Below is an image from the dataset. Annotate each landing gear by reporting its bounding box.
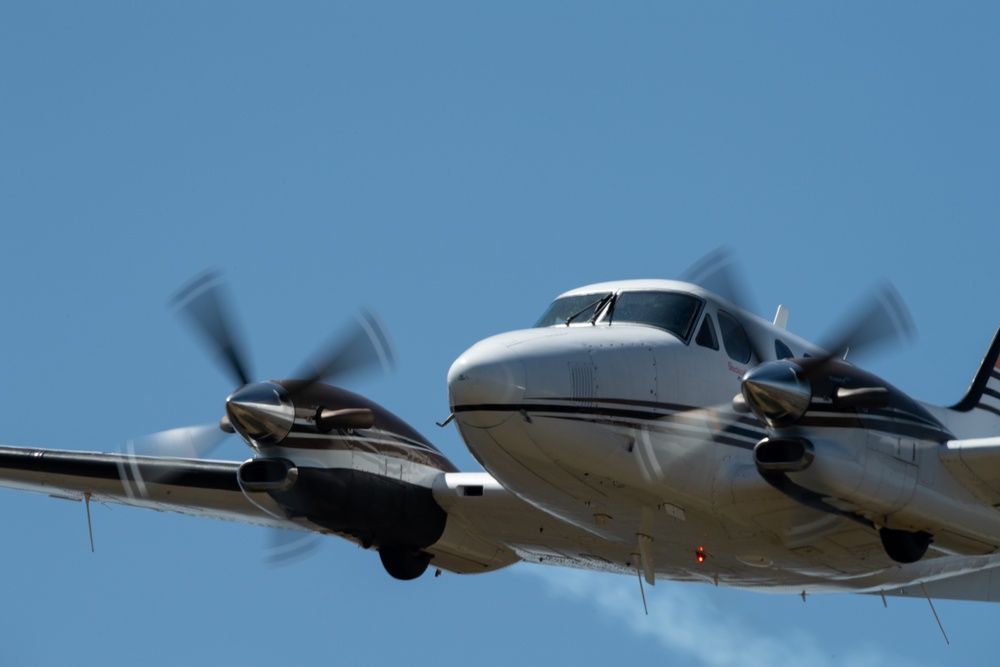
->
[879,527,932,563]
[379,546,432,580]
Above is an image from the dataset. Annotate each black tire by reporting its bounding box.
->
[879,527,932,563]
[379,547,432,580]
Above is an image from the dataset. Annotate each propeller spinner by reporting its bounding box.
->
[225,381,296,448]
[740,360,812,428]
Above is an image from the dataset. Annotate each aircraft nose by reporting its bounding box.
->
[448,339,526,428]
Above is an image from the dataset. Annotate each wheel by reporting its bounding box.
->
[379,546,432,580]
[879,527,932,563]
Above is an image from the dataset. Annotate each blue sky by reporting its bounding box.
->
[1,3,998,665]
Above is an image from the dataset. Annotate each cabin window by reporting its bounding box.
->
[775,339,793,360]
[696,314,719,350]
[718,311,751,363]
[608,291,702,341]
[534,293,613,327]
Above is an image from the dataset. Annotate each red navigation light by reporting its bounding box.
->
[695,547,707,563]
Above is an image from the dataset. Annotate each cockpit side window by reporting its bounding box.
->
[696,314,720,350]
[775,339,794,360]
[608,291,702,341]
[718,310,751,363]
[534,293,613,327]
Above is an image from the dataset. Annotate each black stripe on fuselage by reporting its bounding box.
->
[454,399,953,444]
[454,397,707,421]
[539,411,763,450]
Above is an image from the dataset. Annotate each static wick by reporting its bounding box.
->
[84,492,95,553]
[920,582,950,645]
[634,558,649,616]
[435,414,455,428]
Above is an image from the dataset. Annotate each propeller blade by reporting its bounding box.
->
[682,248,768,365]
[172,270,253,387]
[681,247,758,315]
[812,281,916,371]
[127,423,230,459]
[264,529,322,567]
[118,424,230,495]
[649,402,758,463]
[289,308,396,396]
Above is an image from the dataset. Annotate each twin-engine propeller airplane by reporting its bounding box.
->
[4,253,1000,602]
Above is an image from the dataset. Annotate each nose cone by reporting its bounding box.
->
[226,382,296,448]
[448,339,526,428]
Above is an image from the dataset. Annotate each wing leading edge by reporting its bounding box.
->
[0,445,297,531]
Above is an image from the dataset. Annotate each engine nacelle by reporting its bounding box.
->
[784,436,917,519]
[770,436,1000,559]
[251,464,447,579]
[225,380,460,579]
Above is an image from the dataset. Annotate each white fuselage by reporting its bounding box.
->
[446,280,1000,593]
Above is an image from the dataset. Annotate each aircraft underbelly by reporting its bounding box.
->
[464,408,793,583]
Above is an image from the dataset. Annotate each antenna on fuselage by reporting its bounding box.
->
[773,305,789,329]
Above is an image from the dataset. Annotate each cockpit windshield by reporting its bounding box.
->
[608,291,702,340]
[534,289,702,340]
[534,293,613,327]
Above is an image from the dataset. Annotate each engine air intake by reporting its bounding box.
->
[238,458,299,492]
[753,437,814,472]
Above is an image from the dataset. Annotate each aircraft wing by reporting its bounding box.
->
[0,445,643,577]
[0,445,298,531]
[883,565,1000,603]
[940,437,1000,506]
[0,445,610,575]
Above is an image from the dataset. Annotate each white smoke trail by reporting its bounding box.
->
[520,566,930,667]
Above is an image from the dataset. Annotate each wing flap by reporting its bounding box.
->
[882,567,1000,603]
